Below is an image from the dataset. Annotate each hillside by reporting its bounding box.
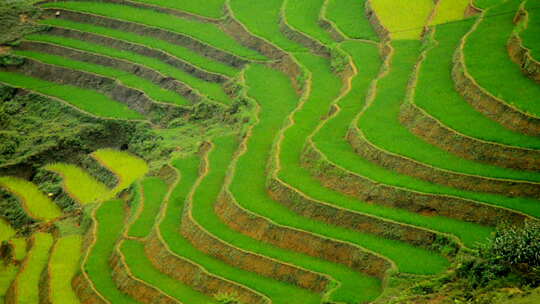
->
[1,0,539,303]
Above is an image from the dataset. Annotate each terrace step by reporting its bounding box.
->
[154,156,321,304]
[352,41,540,199]
[454,0,540,136]
[508,2,540,83]
[18,41,203,104]
[1,58,183,124]
[43,235,82,304]
[400,20,540,171]
[0,177,62,221]
[39,4,257,66]
[5,233,53,304]
[126,0,225,19]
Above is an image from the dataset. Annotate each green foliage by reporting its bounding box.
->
[0,0,45,44]
[329,45,349,73]
[214,292,241,304]
[458,221,540,289]
[0,55,24,67]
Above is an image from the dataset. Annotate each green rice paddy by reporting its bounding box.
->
[326,0,378,40]
[41,1,266,60]
[91,149,149,194]
[0,177,62,220]
[0,220,15,242]
[49,235,82,304]
[128,177,168,238]
[0,71,144,120]
[14,233,53,304]
[13,50,189,106]
[44,163,111,204]
[86,200,137,303]
[521,0,540,60]
[132,0,225,19]
[464,0,540,117]
[370,0,434,40]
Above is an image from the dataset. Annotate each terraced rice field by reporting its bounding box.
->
[1,0,539,303]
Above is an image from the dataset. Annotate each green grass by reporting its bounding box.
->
[44,163,111,205]
[15,232,53,304]
[10,238,27,261]
[0,219,15,242]
[0,176,62,220]
[370,0,434,39]
[36,18,239,78]
[229,0,307,52]
[359,40,540,183]
[464,0,540,117]
[13,50,189,106]
[311,40,493,247]
[86,200,137,303]
[522,0,540,60]
[128,177,168,238]
[120,240,218,303]
[326,0,378,40]
[28,30,233,105]
[130,0,225,19]
[41,1,265,60]
[161,155,322,304]
[91,149,149,194]
[431,0,469,25]
[49,235,82,304]
[415,19,540,150]
[0,71,144,120]
[284,0,335,44]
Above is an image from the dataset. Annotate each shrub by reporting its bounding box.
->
[457,221,540,288]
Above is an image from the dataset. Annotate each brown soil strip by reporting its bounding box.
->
[507,4,540,83]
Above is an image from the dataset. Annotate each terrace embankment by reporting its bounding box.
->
[3,57,188,123]
[452,11,540,136]
[507,4,540,83]
[17,41,203,103]
[109,242,180,304]
[347,125,540,198]
[266,175,458,252]
[400,102,540,171]
[41,26,229,83]
[216,190,392,280]
[301,142,529,226]
[144,233,269,304]
[279,5,330,57]
[41,8,250,68]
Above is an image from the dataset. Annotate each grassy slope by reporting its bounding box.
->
[370,0,434,39]
[15,233,53,303]
[161,155,322,304]
[130,0,225,19]
[0,71,144,120]
[465,0,540,117]
[0,177,61,220]
[522,0,540,60]
[415,19,540,149]
[128,177,168,238]
[359,40,540,183]
[27,31,233,105]
[44,163,111,205]
[121,240,218,303]
[317,40,492,247]
[326,0,378,40]
[41,1,265,60]
[49,235,82,304]
[91,149,149,194]
[13,50,189,106]
[86,200,137,303]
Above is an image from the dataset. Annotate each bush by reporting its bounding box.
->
[457,221,540,288]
